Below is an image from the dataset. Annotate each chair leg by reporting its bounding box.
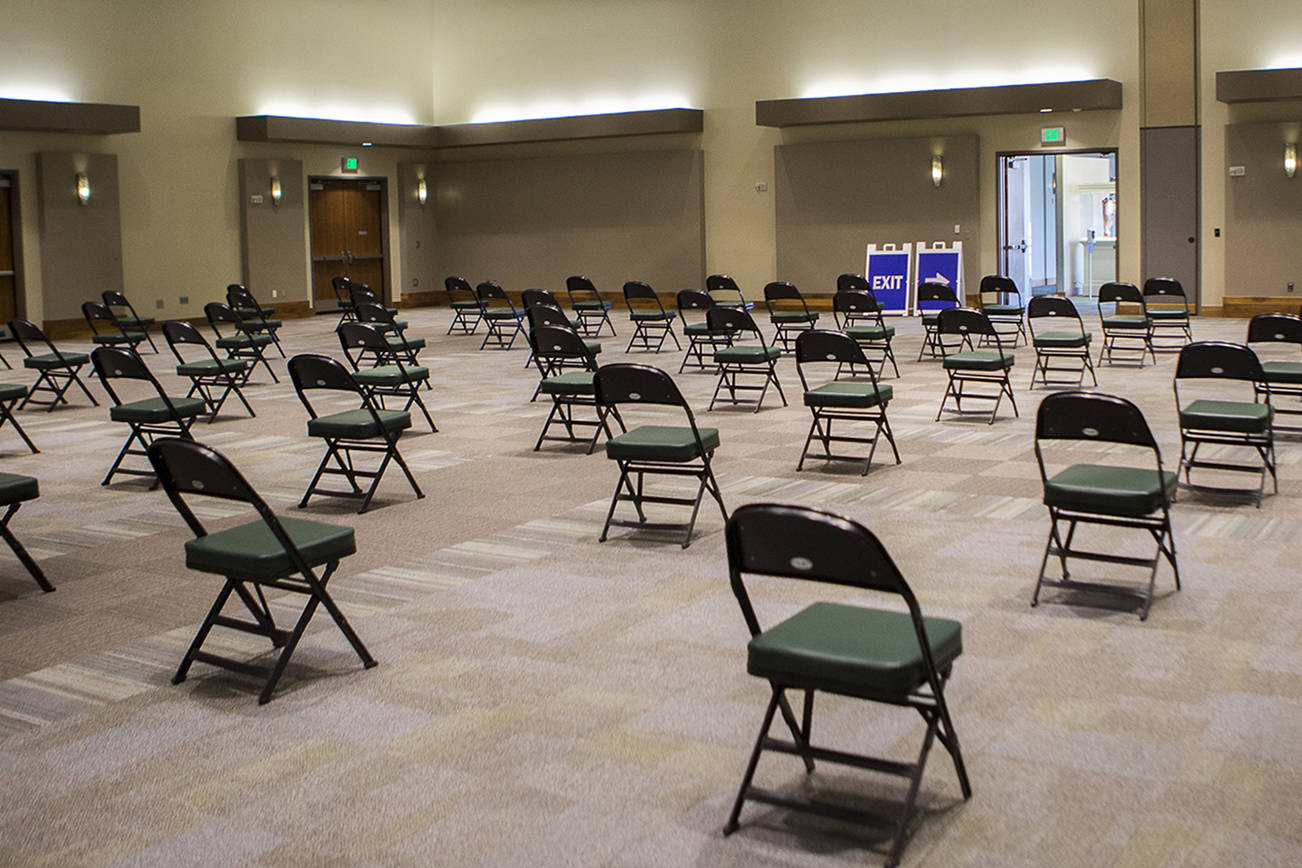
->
[174,579,238,684]
[0,504,53,592]
[724,690,782,835]
[0,403,38,453]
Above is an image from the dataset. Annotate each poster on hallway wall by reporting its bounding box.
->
[914,241,964,314]
[863,243,913,315]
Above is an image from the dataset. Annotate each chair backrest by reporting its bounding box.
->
[677,289,715,312]
[161,319,210,350]
[836,273,870,294]
[706,274,739,294]
[937,307,997,337]
[1035,390,1158,449]
[338,320,392,356]
[530,324,597,373]
[521,288,560,309]
[226,284,254,305]
[1174,340,1263,383]
[795,328,872,368]
[204,301,239,327]
[1027,295,1083,324]
[623,281,665,314]
[355,301,399,327]
[979,275,1021,307]
[833,289,882,316]
[101,290,130,309]
[444,276,477,303]
[593,363,688,408]
[706,306,764,341]
[1098,281,1143,307]
[92,345,176,412]
[917,282,959,308]
[331,276,352,292]
[1247,312,1302,347]
[763,281,803,304]
[82,301,116,333]
[7,318,56,356]
[477,281,511,305]
[288,353,359,397]
[349,284,381,307]
[525,303,574,332]
[1143,277,1188,306]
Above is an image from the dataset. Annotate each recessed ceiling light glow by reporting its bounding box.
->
[0,83,75,103]
[257,100,418,125]
[799,66,1095,99]
[468,92,691,125]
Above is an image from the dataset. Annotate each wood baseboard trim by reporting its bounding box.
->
[1218,297,1298,317]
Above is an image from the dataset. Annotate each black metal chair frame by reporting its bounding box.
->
[1143,277,1193,352]
[0,385,37,453]
[1032,391,1180,620]
[9,319,100,412]
[707,307,787,413]
[146,437,376,704]
[331,275,356,328]
[935,308,1018,424]
[623,281,681,353]
[162,320,255,422]
[205,302,279,383]
[0,491,53,592]
[833,280,900,378]
[763,281,818,355]
[705,274,754,311]
[795,329,900,475]
[227,284,286,358]
[594,364,727,548]
[676,289,727,373]
[566,275,616,337]
[476,281,527,351]
[916,282,960,360]
[92,346,198,486]
[525,305,598,398]
[338,322,437,433]
[1247,313,1302,432]
[355,301,426,369]
[82,301,148,353]
[289,353,424,513]
[977,274,1027,347]
[101,290,159,353]
[723,503,970,867]
[1027,295,1097,389]
[444,276,484,335]
[529,325,623,453]
[1097,281,1155,367]
[1174,341,1277,506]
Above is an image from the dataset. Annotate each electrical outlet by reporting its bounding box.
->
[178,296,188,305]
[155,299,163,309]
[271,289,278,298]
[755,182,768,193]
[1289,283,1295,293]
[954,224,961,235]
[411,278,419,287]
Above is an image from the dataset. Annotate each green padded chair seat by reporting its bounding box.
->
[351,365,430,386]
[572,300,613,311]
[771,311,818,323]
[233,306,275,317]
[185,515,356,580]
[1146,307,1188,319]
[714,345,780,363]
[0,472,39,504]
[0,383,28,402]
[176,358,247,377]
[539,370,596,396]
[1102,315,1149,329]
[216,334,274,349]
[308,408,411,439]
[921,311,944,325]
[804,382,893,408]
[943,351,1015,370]
[113,316,155,327]
[237,318,283,330]
[1033,331,1091,348]
[845,324,895,339]
[1044,463,1177,517]
[748,602,961,698]
[682,322,719,336]
[483,308,522,320]
[110,396,207,424]
[450,300,482,309]
[387,335,427,351]
[630,311,676,321]
[92,331,147,345]
[983,304,1023,315]
[584,340,601,355]
[1180,399,1271,434]
[1261,360,1302,384]
[24,352,89,370]
[606,424,719,462]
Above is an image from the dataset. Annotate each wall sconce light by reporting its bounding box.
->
[269,175,282,206]
[1286,143,1297,179]
[76,172,90,205]
[417,177,428,206]
[931,155,944,188]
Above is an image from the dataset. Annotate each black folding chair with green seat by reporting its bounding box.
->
[226,284,286,358]
[82,301,148,352]
[1027,295,1096,389]
[444,275,483,335]
[338,321,437,433]
[1247,313,1302,432]
[476,281,527,350]
[675,289,727,373]
[565,274,616,337]
[706,306,786,413]
[623,281,681,353]
[978,274,1027,346]
[706,274,754,311]
[935,308,1018,424]
[795,330,900,475]
[355,301,427,366]
[92,346,206,486]
[349,284,403,332]
[1097,281,1155,366]
[101,290,159,353]
[525,304,601,392]
[833,277,899,378]
[1174,341,1276,506]
[529,325,622,453]
[1032,391,1180,620]
[162,320,254,422]
[594,363,726,548]
[0,473,53,592]
[331,275,356,327]
[722,503,970,868]
[146,437,375,705]
[763,281,818,354]
[521,288,570,316]
[1143,276,1193,351]
[289,353,423,513]
[0,383,38,453]
[204,302,279,383]
[915,282,960,360]
[8,318,99,411]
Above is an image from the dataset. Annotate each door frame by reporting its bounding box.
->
[0,170,26,336]
[995,147,1119,296]
[306,174,393,307]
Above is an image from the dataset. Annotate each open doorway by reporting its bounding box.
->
[998,150,1117,300]
[308,177,389,309]
[0,172,23,336]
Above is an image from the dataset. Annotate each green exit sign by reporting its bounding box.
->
[1041,127,1065,145]
[341,156,359,172]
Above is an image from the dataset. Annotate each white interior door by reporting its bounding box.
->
[1000,157,1032,293]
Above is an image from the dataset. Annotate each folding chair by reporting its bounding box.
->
[288,353,424,513]
[1032,390,1180,620]
[1097,281,1155,366]
[707,306,786,413]
[935,308,1018,424]
[348,284,402,329]
[1174,341,1276,506]
[623,281,681,353]
[331,275,356,327]
[529,324,622,453]
[0,474,53,592]
[676,289,726,373]
[356,301,427,366]
[522,288,567,313]
[226,284,286,358]
[8,319,99,411]
[795,329,900,475]
[833,278,899,378]
[594,364,726,548]
[162,320,254,422]
[763,281,819,354]
[723,503,969,868]
[0,384,38,453]
[1027,295,1096,389]
[338,322,437,433]
[204,302,279,383]
[916,282,959,360]
[1247,313,1302,432]
[91,346,206,486]
[524,304,601,388]
[101,290,159,353]
[978,274,1027,347]
[146,437,375,704]
[1143,277,1193,351]
[706,274,754,311]
[444,276,484,335]
[565,274,616,337]
[476,281,527,350]
[82,301,148,352]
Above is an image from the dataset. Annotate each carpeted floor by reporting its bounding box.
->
[0,307,1299,866]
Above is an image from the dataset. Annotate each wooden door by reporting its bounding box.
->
[309,179,387,305]
[0,178,16,325]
